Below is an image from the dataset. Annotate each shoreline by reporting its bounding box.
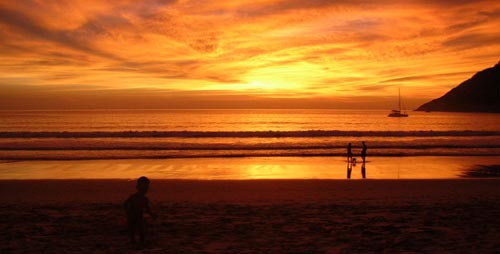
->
[1,156,499,180]
[1,152,500,160]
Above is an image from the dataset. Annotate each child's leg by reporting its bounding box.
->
[127,218,137,243]
[129,229,136,243]
[138,219,145,243]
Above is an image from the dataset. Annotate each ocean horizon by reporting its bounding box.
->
[0,109,499,179]
[1,109,499,160]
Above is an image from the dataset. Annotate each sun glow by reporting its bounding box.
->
[0,0,499,109]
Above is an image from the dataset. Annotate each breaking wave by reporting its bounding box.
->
[1,130,500,138]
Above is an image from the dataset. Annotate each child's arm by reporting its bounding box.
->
[123,196,131,211]
[145,198,158,219]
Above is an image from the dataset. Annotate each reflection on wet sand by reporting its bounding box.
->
[1,156,500,180]
[347,157,367,179]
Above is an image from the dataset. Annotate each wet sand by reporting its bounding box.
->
[1,179,499,253]
[2,156,500,180]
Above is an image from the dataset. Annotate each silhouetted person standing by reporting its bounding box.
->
[347,143,353,163]
[124,176,157,246]
[347,161,352,179]
[361,141,367,164]
[361,141,367,178]
[347,143,353,179]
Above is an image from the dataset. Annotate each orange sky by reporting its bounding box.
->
[0,0,499,109]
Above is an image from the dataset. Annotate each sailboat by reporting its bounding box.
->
[388,88,409,117]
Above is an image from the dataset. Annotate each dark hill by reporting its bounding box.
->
[416,62,500,113]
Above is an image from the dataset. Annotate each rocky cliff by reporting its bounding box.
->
[416,62,500,113]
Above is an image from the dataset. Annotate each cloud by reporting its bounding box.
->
[380,72,473,83]
[443,33,500,50]
[0,83,428,110]
[0,0,499,109]
[0,6,122,61]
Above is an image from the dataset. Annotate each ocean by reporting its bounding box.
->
[0,109,499,160]
[0,109,499,179]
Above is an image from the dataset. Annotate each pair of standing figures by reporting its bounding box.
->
[347,141,367,179]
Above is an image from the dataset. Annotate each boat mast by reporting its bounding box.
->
[398,87,401,112]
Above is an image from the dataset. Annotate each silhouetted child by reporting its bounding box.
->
[124,176,157,245]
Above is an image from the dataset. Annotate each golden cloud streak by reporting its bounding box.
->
[0,0,499,108]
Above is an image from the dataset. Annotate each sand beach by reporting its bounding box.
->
[1,178,499,253]
[2,0,500,252]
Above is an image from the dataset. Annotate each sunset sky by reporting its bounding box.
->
[0,0,499,109]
